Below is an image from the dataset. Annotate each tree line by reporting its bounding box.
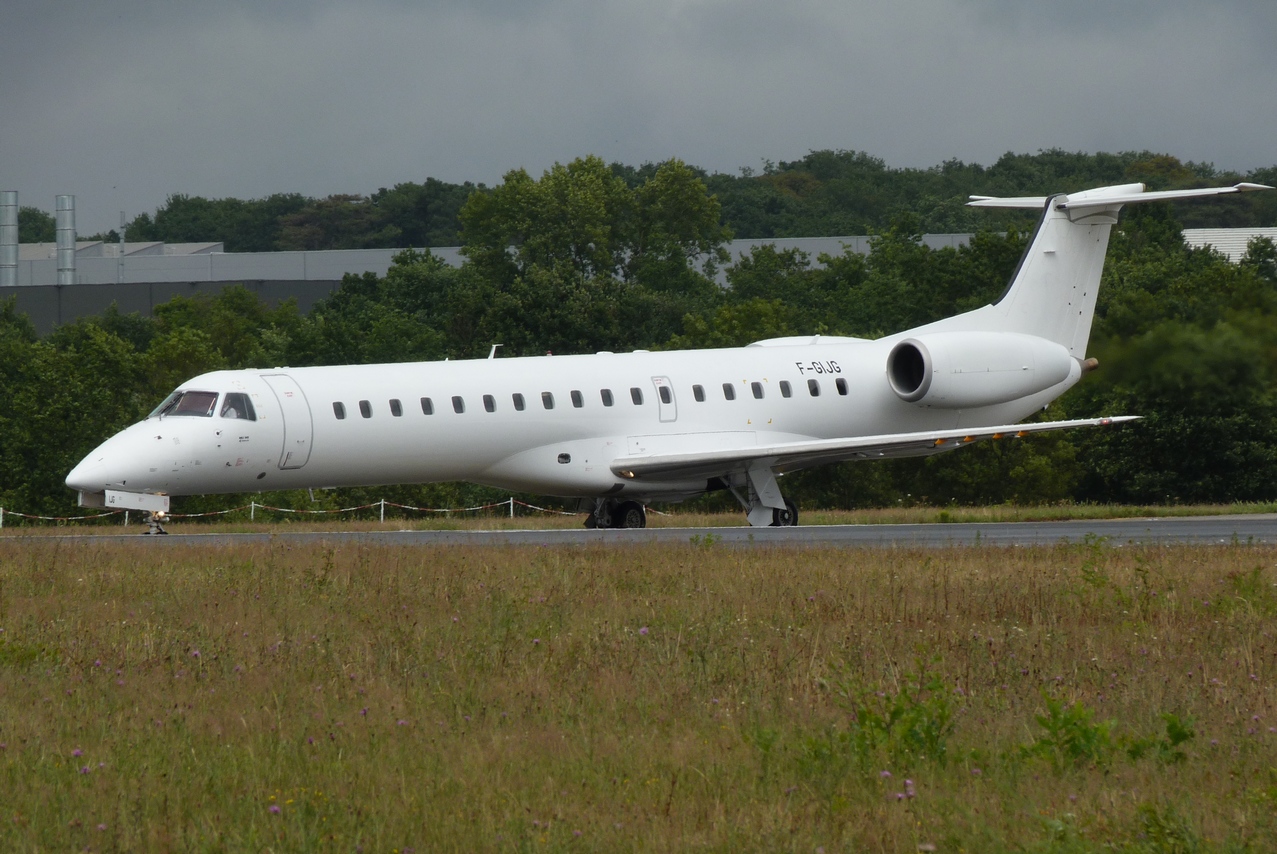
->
[17,149,1277,250]
[2,152,1276,519]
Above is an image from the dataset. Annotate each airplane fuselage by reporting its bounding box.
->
[67,336,1069,504]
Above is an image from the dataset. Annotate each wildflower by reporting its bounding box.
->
[533,638,541,645]
[361,708,368,716]
[97,824,107,831]
[971,768,982,776]
[639,626,649,636]
[397,720,408,726]
[191,650,200,659]
[880,770,892,779]
[269,805,281,814]
[72,749,83,758]
[573,830,582,837]
[80,766,90,774]
[93,660,101,668]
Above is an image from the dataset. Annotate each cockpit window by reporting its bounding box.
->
[150,390,219,418]
[220,392,256,421]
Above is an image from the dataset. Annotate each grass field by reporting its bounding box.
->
[2,538,1276,851]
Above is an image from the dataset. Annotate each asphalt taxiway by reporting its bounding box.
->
[15,514,1277,548]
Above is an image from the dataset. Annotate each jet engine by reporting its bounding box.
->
[886,331,1077,408]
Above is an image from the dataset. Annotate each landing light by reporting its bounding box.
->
[618,470,636,479]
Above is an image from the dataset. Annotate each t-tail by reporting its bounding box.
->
[915,182,1273,357]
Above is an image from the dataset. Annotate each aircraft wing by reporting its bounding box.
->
[610,416,1139,482]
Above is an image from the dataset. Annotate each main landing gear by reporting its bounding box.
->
[144,510,169,535]
[584,498,648,529]
[728,462,799,527]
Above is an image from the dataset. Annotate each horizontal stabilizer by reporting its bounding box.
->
[969,182,1272,210]
[611,416,1139,482]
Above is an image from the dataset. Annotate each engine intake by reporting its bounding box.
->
[886,332,1078,408]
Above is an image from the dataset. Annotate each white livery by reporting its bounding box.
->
[66,182,1271,529]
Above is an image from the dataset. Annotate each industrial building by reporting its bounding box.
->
[2,191,1271,334]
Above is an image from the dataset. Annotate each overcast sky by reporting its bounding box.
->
[3,0,1275,234]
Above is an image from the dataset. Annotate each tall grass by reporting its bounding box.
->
[1,539,1276,850]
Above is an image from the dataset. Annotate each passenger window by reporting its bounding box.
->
[780,381,792,398]
[390,398,403,417]
[483,394,496,413]
[452,396,465,414]
[692,384,705,402]
[808,379,821,397]
[333,402,346,420]
[571,390,584,408]
[220,392,256,421]
[658,386,672,405]
[601,389,614,407]
[513,393,526,411]
[722,383,736,401]
[836,378,848,396]
[751,381,764,399]
[359,400,372,418]
[542,392,555,410]
[421,397,434,415]
[630,387,643,405]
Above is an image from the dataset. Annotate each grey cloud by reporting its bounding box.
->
[2,0,1275,233]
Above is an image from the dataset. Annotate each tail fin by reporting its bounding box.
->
[927,182,1271,357]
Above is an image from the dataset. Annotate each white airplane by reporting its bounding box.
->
[67,182,1270,532]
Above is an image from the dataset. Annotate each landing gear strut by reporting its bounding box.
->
[729,463,799,527]
[584,498,647,529]
[144,510,169,535]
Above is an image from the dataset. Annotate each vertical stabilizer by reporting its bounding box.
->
[924,182,1273,358]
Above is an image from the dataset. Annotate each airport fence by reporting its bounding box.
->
[0,497,580,528]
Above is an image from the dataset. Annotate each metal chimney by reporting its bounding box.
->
[0,191,17,287]
[56,194,76,285]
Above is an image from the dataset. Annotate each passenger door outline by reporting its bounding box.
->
[651,376,677,423]
[261,373,314,469]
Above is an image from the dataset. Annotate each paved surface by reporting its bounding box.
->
[15,514,1277,548]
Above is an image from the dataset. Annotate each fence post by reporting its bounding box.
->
[380,498,385,523]
[124,510,129,527]
[1,507,4,529]
[509,497,514,518]
[250,501,255,522]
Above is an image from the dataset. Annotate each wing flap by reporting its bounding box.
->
[610,416,1139,482]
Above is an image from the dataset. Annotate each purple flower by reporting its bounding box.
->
[397,719,408,726]
[97,823,107,831]
[971,768,982,776]
[533,638,541,645]
[80,766,91,774]
[269,804,281,814]
[191,650,200,659]
[879,770,892,778]
[93,660,101,667]
[72,749,83,757]
[639,626,649,636]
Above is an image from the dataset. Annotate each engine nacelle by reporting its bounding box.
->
[886,332,1078,408]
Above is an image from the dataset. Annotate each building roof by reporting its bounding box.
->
[1182,228,1277,262]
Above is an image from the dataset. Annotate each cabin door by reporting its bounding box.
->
[261,373,314,470]
[651,376,677,423]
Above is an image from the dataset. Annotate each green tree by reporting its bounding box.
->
[17,206,55,242]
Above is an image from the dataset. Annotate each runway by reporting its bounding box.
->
[18,514,1277,548]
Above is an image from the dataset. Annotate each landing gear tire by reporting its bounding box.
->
[615,500,647,529]
[771,499,798,527]
[586,498,646,529]
[144,511,169,535]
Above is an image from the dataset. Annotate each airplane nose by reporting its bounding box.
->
[65,455,106,493]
